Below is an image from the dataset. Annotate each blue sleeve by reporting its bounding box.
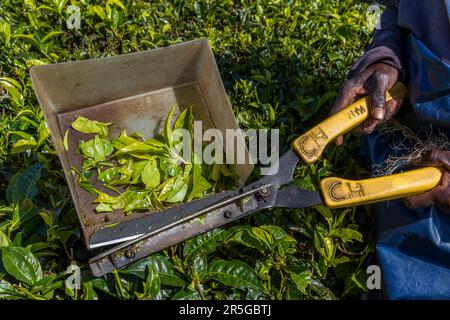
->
[348,5,407,79]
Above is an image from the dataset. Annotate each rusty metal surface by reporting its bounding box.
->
[30,39,253,248]
[89,184,270,277]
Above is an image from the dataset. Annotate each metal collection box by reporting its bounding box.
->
[30,39,253,249]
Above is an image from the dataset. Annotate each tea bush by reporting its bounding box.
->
[0,0,375,299]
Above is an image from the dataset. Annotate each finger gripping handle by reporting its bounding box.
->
[319,167,443,208]
[291,82,407,164]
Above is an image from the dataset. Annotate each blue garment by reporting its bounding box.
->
[349,1,450,79]
[408,36,450,129]
[360,34,450,299]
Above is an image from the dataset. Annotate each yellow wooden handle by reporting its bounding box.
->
[319,167,443,208]
[291,82,407,164]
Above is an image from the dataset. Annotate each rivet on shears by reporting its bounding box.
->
[257,187,270,199]
[125,246,136,259]
[223,210,233,219]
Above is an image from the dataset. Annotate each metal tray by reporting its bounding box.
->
[30,39,253,249]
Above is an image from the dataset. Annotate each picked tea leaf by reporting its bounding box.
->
[163,106,176,149]
[79,136,114,162]
[95,203,113,213]
[98,167,119,184]
[70,107,238,215]
[189,162,212,201]
[71,116,112,137]
[141,158,160,189]
[166,175,189,203]
[64,130,69,151]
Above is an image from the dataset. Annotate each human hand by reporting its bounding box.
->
[404,150,450,212]
[331,63,403,145]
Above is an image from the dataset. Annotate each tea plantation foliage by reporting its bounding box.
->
[0,0,375,299]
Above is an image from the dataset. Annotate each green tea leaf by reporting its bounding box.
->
[123,196,152,213]
[95,203,113,213]
[159,157,178,177]
[208,163,222,182]
[0,77,22,105]
[110,189,135,210]
[157,177,175,202]
[122,254,185,287]
[329,228,363,242]
[8,130,35,141]
[93,191,118,204]
[165,175,188,203]
[71,116,111,137]
[116,140,167,157]
[98,167,119,184]
[80,136,114,161]
[0,280,16,299]
[163,106,175,149]
[0,21,11,44]
[188,162,211,201]
[172,289,201,300]
[0,231,11,247]
[63,129,69,151]
[249,227,274,250]
[82,282,98,300]
[183,229,228,262]
[227,226,266,252]
[141,158,160,189]
[191,255,207,280]
[0,0,374,300]
[207,259,265,294]
[38,211,52,226]
[11,139,37,153]
[37,121,51,146]
[41,31,63,44]
[112,130,139,150]
[6,162,43,204]
[31,274,59,295]
[2,247,42,285]
[130,160,148,184]
[289,270,312,295]
[143,264,160,299]
[315,205,333,229]
[174,106,193,133]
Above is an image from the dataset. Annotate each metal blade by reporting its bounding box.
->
[247,149,299,188]
[275,186,323,208]
[89,184,278,277]
[89,190,235,248]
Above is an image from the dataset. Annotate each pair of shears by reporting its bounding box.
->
[89,82,443,276]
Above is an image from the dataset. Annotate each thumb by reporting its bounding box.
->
[404,189,436,209]
[366,73,390,120]
[414,150,450,170]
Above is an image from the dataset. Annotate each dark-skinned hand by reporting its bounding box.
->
[331,63,403,145]
[404,150,450,212]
